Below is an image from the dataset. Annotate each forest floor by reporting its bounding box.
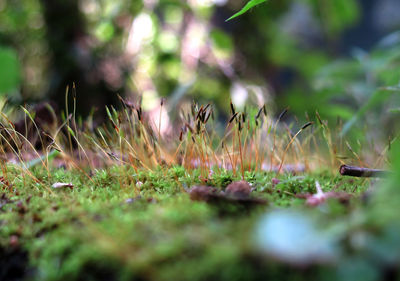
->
[1,163,385,281]
[1,102,399,281]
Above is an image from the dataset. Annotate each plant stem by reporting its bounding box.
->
[237,128,244,180]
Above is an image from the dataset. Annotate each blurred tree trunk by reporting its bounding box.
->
[39,0,123,120]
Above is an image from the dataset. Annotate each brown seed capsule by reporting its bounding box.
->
[255,107,263,120]
[204,110,212,123]
[230,100,236,115]
[301,122,313,130]
[196,106,204,120]
[228,112,238,124]
[278,107,288,122]
[201,110,206,123]
[196,120,201,133]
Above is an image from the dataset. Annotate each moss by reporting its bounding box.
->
[0,165,370,280]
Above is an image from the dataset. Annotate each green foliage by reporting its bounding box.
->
[0,46,21,94]
[310,39,400,137]
[341,86,400,136]
[210,29,234,58]
[94,21,115,42]
[226,0,269,21]
[319,0,360,35]
[2,0,390,139]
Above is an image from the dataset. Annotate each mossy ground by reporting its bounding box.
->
[0,164,370,281]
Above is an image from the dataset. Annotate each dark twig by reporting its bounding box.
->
[339,165,389,178]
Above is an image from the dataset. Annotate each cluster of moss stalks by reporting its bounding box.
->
[2,162,385,281]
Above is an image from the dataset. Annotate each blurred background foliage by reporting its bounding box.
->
[1,0,400,140]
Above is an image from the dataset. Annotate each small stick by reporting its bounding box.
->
[339,165,389,178]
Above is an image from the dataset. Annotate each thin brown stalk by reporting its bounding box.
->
[339,165,388,178]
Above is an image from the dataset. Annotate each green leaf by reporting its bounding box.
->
[226,0,268,22]
[323,0,359,34]
[67,125,76,138]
